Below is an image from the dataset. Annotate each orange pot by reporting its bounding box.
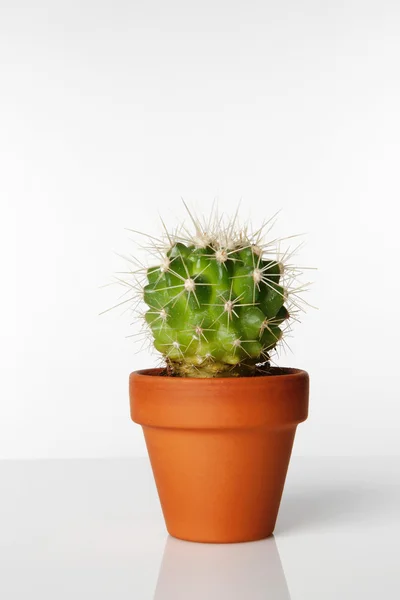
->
[130,367,309,543]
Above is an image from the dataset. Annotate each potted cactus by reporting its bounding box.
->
[125,205,310,543]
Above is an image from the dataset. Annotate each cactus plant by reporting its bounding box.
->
[118,205,308,378]
[125,204,311,545]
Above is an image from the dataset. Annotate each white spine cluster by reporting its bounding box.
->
[104,201,315,364]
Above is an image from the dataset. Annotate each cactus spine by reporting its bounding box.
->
[128,207,305,378]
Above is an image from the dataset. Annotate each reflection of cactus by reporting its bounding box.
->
[124,206,308,378]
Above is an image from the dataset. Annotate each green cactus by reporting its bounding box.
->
[139,213,295,377]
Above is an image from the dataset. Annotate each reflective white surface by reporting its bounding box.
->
[1,458,399,599]
[155,536,290,599]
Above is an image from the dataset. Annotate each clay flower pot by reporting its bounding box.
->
[130,367,309,543]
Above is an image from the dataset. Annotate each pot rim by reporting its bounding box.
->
[130,367,309,429]
[132,366,307,383]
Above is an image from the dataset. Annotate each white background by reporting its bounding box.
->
[2,0,399,459]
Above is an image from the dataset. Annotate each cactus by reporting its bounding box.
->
[123,206,308,378]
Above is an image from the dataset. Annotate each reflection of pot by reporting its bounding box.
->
[153,535,291,600]
[130,368,309,543]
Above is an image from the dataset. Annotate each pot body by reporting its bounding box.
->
[130,368,309,543]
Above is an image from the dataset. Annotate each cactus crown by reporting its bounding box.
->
[124,205,308,378]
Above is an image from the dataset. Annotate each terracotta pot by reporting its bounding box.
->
[130,367,309,544]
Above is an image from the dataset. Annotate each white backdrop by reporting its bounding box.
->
[2,1,399,459]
